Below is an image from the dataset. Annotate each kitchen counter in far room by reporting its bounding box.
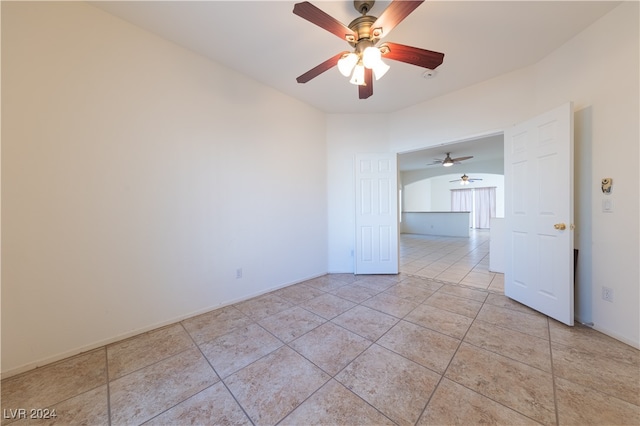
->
[401,211,470,237]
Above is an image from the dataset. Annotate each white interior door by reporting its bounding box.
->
[355,153,399,275]
[504,102,574,325]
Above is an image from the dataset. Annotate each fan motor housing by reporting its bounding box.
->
[347,15,378,45]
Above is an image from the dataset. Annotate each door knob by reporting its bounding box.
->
[554,223,566,230]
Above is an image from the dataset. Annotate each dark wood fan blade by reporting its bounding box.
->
[293,2,357,41]
[371,1,423,39]
[296,52,346,84]
[359,68,373,99]
[381,42,444,70]
[451,156,473,162]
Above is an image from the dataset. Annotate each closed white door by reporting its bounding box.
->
[504,102,574,325]
[354,153,399,274]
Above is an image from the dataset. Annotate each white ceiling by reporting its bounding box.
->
[398,133,504,171]
[93,1,620,115]
[90,1,618,173]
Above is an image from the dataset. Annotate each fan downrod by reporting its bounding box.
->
[354,1,375,15]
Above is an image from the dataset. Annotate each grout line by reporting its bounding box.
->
[181,321,257,426]
[548,319,561,426]
[104,347,112,426]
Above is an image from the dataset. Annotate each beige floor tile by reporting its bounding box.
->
[273,283,325,304]
[109,348,218,425]
[446,263,475,272]
[181,305,253,345]
[362,292,418,318]
[551,342,640,405]
[377,320,460,374]
[355,275,401,292]
[383,282,434,303]
[429,261,457,270]
[225,346,330,425]
[289,322,371,376]
[484,293,542,315]
[460,271,495,288]
[234,293,294,321]
[555,376,640,425]
[437,283,488,302]
[445,343,555,424]
[433,273,465,284]
[17,385,109,426]
[489,272,505,284]
[1,349,106,415]
[549,319,640,363]
[424,291,483,318]
[405,260,432,269]
[412,268,440,279]
[400,263,423,273]
[331,305,399,341]
[11,232,640,426]
[258,306,325,343]
[199,323,282,378]
[488,278,505,293]
[329,283,380,303]
[144,382,251,425]
[459,280,490,290]
[464,320,552,372]
[107,323,194,380]
[300,293,356,319]
[405,304,472,339]
[336,344,440,426]
[303,275,349,292]
[419,378,541,425]
[419,264,447,273]
[476,303,549,339]
[400,276,443,292]
[280,379,394,426]
[330,273,360,284]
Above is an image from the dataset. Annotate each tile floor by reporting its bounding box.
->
[399,230,504,292]
[2,233,639,425]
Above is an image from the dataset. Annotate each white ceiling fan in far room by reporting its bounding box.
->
[450,174,482,186]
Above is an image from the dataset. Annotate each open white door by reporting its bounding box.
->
[354,153,399,275]
[504,102,574,325]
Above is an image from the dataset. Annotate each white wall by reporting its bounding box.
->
[402,179,431,212]
[327,114,390,273]
[533,1,639,346]
[2,2,328,375]
[327,2,639,347]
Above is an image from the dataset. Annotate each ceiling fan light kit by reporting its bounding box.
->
[350,62,366,85]
[293,0,445,99]
[450,174,483,185]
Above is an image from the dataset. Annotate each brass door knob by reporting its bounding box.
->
[554,223,566,230]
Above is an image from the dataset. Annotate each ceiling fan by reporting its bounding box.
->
[293,0,445,99]
[450,174,483,185]
[430,152,474,167]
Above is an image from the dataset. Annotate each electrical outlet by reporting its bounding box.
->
[236,268,242,279]
[602,286,614,302]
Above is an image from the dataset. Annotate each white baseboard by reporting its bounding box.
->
[592,323,640,349]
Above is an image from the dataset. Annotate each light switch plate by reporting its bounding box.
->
[602,199,613,212]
